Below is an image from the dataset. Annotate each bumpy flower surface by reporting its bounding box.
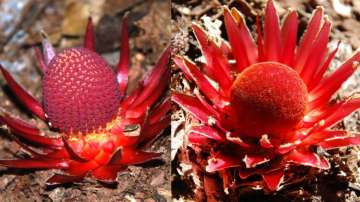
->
[0,17,170,185]
[43,48,121,133]
[173,0,360,192]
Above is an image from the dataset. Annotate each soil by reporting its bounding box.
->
[171,0,360,202]
[0,0,171,201]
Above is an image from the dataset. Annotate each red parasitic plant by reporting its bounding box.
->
[172,0,360,196]
[0,16,170,185]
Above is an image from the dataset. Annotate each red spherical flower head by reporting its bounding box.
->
[173,0,360,194]
[0,16,170,185]
[230,62,308,138]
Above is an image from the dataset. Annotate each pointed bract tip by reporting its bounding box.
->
[163,45,172,56]
[0,63,5,74]
[324,15,331,22]
[352,61,360,69]
[222,6,231,15]
[123,11,130,19]
[228,7,245,24]
[40,31,52,47]
[191,22,202,32]
[262,169,285,191]
[40,31,56,65]
[87,16,93,23]
[121,13,129,28]
[266,0,276,9]
[315,5,325,11]
[286,7,295,12]
[313,6,325,17]
[46,174,84,186]
[40,30,48,40]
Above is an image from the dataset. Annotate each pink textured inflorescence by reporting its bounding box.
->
[42,47,120,133]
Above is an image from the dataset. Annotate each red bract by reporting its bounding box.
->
[0,17,170,185]
[172,0,360,192]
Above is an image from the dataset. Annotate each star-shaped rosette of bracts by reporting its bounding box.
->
[172,0,360,192]
[0,16,170,185]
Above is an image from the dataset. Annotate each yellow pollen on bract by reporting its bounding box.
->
[229,7,244,24]
[84,132,109,143]
[67,116,122,143]
[105,116,122,131]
